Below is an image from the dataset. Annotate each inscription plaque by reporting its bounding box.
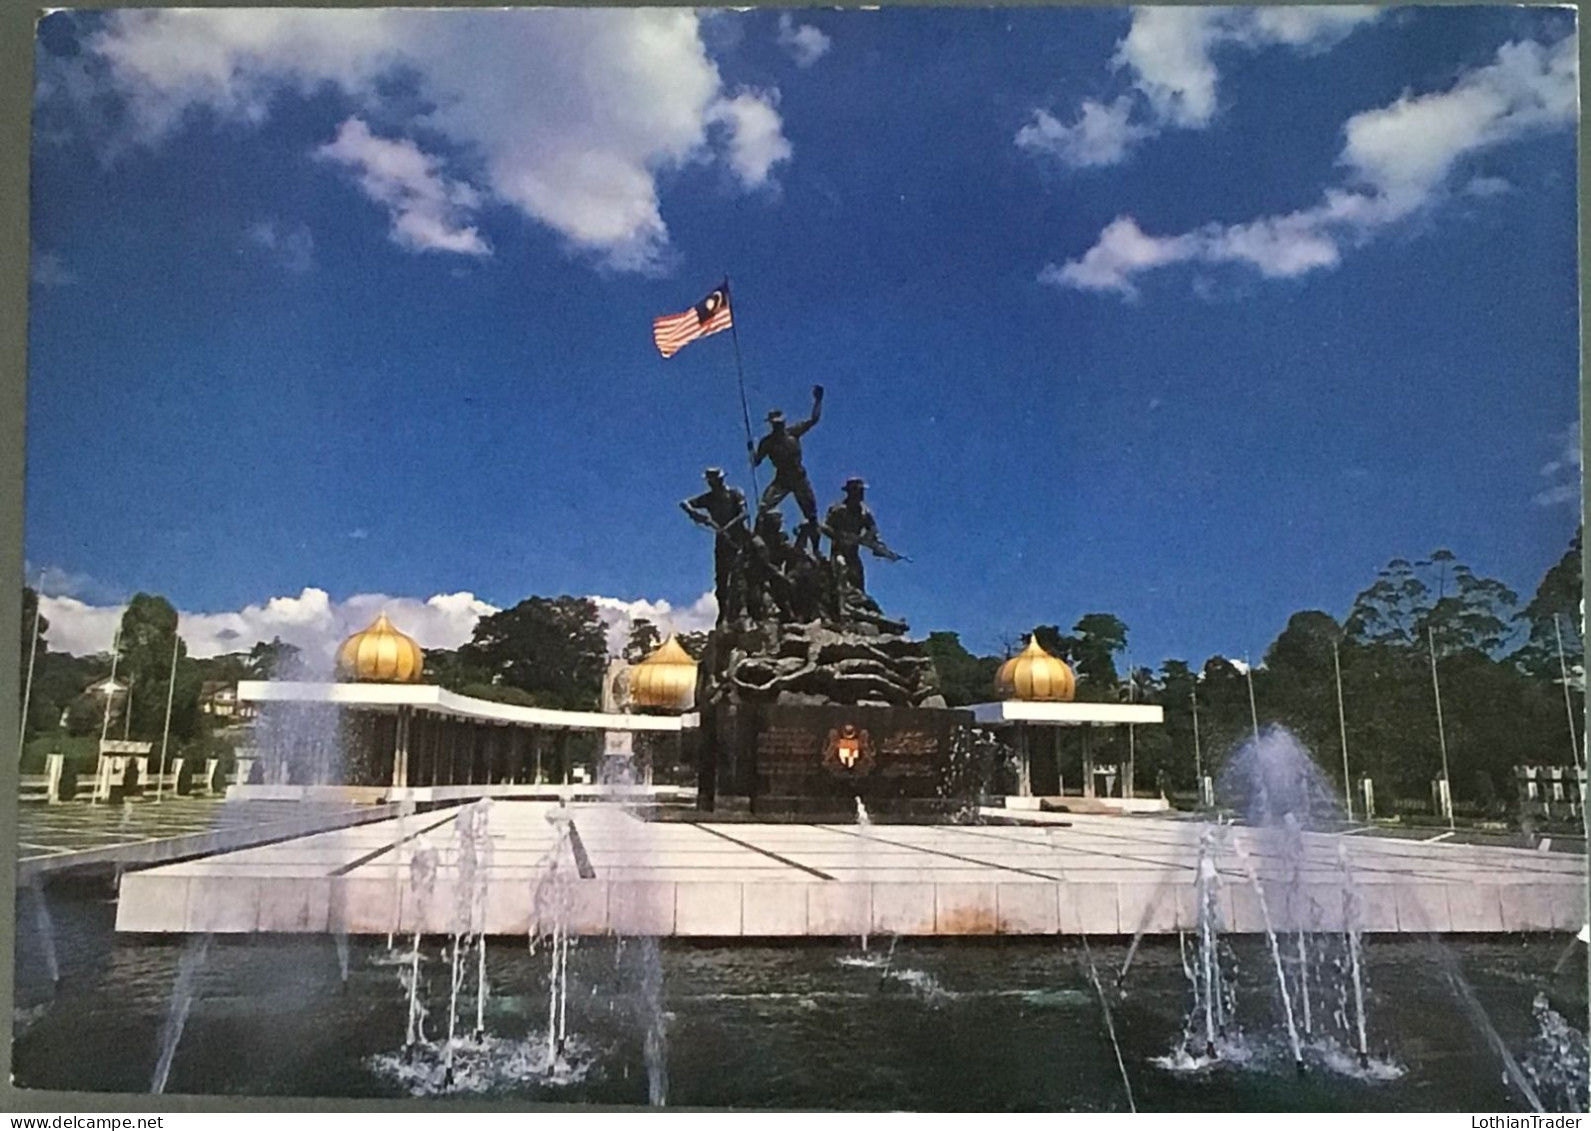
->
[700,702,973,817]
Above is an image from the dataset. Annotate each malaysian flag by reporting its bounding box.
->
[652,284,732,358]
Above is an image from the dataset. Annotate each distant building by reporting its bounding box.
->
[200,681,255,720]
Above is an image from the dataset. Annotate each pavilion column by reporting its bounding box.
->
[533,730,545,784]
[1016,724,1032,797]
[392,706,412,789]
[554,730,571,785]
[1082,727,1095,798]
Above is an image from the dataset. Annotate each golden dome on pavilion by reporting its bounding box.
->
[628,634,698,711]
[995,635,1076,702]
[336,613,425,683]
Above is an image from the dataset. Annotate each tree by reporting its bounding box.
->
[248,637,305,680]
[1155,659,1201,789]
[422,647,489,692]
[624,618,663,664]
[677,630,710,661]
[1347,551,1518,657]
[1515,527,1583,683]
[1345,558,1429,648]
[460,595,608,710]
[1419,563,1518,657]
[922,631,1000,706]
[1071,613,1128,698]
[115,594,202,742]
[1258,611,1347,779]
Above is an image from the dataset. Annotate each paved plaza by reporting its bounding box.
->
[114,800,1588,937]
[18,798,400,880]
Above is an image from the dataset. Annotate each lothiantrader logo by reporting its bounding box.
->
[1472,1119,1583,1129]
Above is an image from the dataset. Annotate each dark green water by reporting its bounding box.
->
[12,883,1588,1110]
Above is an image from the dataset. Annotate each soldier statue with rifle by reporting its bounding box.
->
[823,476,905,603]
[680,467,750,622]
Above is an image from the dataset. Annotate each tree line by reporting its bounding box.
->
[924,531,1584,808]
[19,530,1582,808]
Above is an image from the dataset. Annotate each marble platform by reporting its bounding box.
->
[114,801,1587,937]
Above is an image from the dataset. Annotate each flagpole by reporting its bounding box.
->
[155,631,180,804]
[1245,655,1260,743]
[18,574,43,764]
[1428,627,1455,831]
[1554,614,1582,769]
[1125,657,1135,800]
[1333,640,1354,821]
[94,625,122,805]
[1190,684,1204,806]
[722,275,761,501]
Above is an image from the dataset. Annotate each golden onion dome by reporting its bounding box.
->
[995,635,1076,702]
[628,633,698,711]
[336,613,425,683]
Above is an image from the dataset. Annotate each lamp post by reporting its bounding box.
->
[1333,640,1353,821]
[1427,627,1454,830]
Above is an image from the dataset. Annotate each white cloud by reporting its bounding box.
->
[1337,36,1574,213]
[316,118,489,256]
[36,595,127,656]
[1464,175,1511,198]
[590,592,718,656]
[1021,6,1381,169]
[1536,422,1582,508]
[38,587,500,667]
[776,14,831,69]
[30,250,77,288]
[1046,33,1576,296]
[710,90,792,189]
[244,217,314,272]
[1016,97,1151,169]
[71,9,792,271]
[38,585,722,665]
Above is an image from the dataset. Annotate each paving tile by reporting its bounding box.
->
[1395,884,1452,934]
[609,880,676,936]
[996,883,1058,935]
[186,876,260,933]
[676,882,744,935]
[872,882,936,934]
[935,883,998,935]
[116,874,189,933]
[1069,882,1120,935]
[1446,883,1504,933]
[808,883,871,936]
[743,881,813,936]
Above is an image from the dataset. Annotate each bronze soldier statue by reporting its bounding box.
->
[823,477,904,600]
[680,467,749,622]
[746,509,797,622]
[752,384,824,551]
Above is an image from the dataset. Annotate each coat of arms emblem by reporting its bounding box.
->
[822,723,876,775]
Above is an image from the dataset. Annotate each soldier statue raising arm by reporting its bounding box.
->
[752,384,824,552]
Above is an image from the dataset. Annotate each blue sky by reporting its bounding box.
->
[24,6,1580,665]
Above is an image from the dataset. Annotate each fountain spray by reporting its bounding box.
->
[1236,840,1304,1075]
[1336,843,1371,1069]
[150,932,213,1095]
